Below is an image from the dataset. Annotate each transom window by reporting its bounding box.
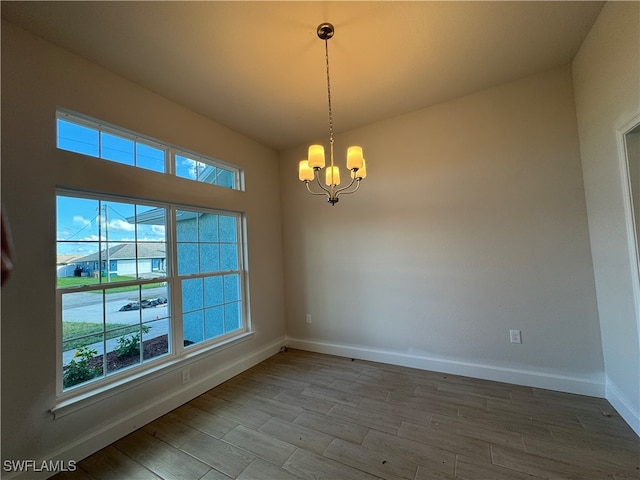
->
[56,110,242,190]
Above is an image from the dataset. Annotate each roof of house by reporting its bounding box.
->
[130,208,199,224]
[76,243,165,262]
[56,254,85,265]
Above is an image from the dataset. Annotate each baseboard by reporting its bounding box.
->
[286,337,605,398]
[6,335,287,480]
[606,377,640,437]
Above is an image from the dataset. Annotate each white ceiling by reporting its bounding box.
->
[1,1,604,151]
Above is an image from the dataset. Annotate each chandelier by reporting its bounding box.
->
[298,23,367,206]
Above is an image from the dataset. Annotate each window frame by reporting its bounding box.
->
[56,191,249,401]
[54,111,250,409]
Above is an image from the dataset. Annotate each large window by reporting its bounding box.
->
[57,195,245,392]
[55,111,247,396]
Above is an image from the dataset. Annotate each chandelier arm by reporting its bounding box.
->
[305,181,331,198]
[314,168,333,195]
[303,168,332,199]
[335,178,361,197]
[333,176,357,196]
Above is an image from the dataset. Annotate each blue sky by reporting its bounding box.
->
[56,196,165,257]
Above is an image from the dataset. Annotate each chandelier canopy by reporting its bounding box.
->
[298,23,367,206]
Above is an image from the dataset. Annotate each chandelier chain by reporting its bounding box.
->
[324,39,335,168]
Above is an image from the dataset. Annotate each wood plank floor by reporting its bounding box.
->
[53,349,640,480]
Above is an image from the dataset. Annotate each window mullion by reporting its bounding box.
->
[168,147,175,176]
[169,207,184,356]
[102,289,108,382]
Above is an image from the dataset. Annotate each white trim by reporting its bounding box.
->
[606,376,640,437]
[616,113,640,365]
[5,335,287,480]
[286,337,605,398]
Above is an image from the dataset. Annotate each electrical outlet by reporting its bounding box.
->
[306,314,312,324]
[509,329,522,344]
[182,368,190,384]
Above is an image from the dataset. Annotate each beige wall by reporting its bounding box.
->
[280,65,604,394]
[1,20,286,467]
[572,1,640,434]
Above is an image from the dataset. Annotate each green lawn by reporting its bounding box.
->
[63,321,146,351]
[57,276,165,293]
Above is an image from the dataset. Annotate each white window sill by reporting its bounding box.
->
[52,331,254,419]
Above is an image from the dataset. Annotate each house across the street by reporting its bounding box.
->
[61,243,166,278]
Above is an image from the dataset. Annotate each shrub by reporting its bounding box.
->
[63,346,102,388]
[115,326,151,357]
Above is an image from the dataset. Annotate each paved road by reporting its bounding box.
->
[62,286,169,324]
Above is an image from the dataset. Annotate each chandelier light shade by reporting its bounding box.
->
[298,22,367,206]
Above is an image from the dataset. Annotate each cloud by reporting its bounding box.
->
[178,156,206,179]
[72,215,91,226]
[151,225,166,236]
[109,219,135,232]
